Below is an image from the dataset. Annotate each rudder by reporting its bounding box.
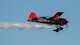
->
[28,12,38,20]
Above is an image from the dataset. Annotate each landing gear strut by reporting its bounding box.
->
[59,27,63,30]
[53,27,63,32]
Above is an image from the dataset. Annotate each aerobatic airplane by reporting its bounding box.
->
[27,12,68,32]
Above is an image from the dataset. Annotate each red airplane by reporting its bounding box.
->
[27,12,68,32]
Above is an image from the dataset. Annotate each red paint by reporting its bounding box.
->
[60,19,68,26]
[28,12,38,20]
[28,12,43,20]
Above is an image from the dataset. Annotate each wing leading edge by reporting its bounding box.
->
[50,12,64,19]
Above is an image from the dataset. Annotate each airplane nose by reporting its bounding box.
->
[60,19,68,26]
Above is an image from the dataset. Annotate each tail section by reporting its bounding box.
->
[28,12,38,20]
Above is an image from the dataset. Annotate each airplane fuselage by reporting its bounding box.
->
[27,12,68,32]
[27,18,68,26]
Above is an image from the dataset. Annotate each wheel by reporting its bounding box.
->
[53,29,59,32]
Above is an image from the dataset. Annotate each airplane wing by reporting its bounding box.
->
[47,12,64,20]
[49,12,64,19]
[52,12,64,18]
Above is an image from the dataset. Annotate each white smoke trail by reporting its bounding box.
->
[0,22,55,29]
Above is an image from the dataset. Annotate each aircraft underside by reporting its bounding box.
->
[28,20,64,32]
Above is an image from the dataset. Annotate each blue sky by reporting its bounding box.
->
[0,0,80,45]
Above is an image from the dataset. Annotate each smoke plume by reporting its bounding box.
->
[0,22,54,29]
